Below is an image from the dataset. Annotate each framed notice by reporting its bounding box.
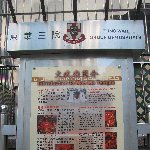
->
[30,66,124,150]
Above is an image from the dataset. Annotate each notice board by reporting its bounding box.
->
[31,66,124,150]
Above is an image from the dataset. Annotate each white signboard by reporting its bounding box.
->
[7,20,145,52]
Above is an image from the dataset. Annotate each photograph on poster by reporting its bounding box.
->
[37,115,57,134]
[105,132,117,149]
[105,110,117,127]
[55,144,74,150]
[67,88,87,103]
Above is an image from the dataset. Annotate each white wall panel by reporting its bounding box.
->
[64,0,73,21]
[32,0,41,22]
[7,0,147,22]
[23,0,32,22]
[95,0,105,9]
[55,0,63,21]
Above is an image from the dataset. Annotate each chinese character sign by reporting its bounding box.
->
[30,66,124,150]
[7,20,145,52]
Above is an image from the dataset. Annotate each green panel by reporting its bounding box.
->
[136,87,146,122]
[134,63,150,123]
[143,64,150,109]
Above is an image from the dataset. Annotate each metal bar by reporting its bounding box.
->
[73,0,77,21]
[135,0,137,8]
[0,66,19,68]
[143,0,150,53]
[15,0,17,14]
[77,0,81,21]
[54,5,56,21]
[119,0,122,20]
[30,0,33,21]
[7,0,17,23]
[110,0,113,19]
[86,0,89,20]
[127,0,130,20]
[0,56,12,59]
[38,2,40,21]
[0,8,150,16]
[63,0,64,21]
[136,0,142,19]
[141,53,150,56]
[104,0,109,20]
[45,0,48,21]
[22,0,25,22]
[141,63,147,123]
[3,0,7,14]
[1,17,7,60]
[137,0,142,12]
[40,0,47,21]
[94,0,97,20]
[16,59,26,150]
[133,62,150,64]
[71,0,73,12]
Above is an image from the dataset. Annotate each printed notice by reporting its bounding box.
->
[30,66,124,150]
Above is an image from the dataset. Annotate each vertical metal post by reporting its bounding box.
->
[30,0,33,21]
[143,0,150,53]
[0,115,5,150]
[141,63,146,121]
[1,0,8,62]
[110,0,113,19]
[94,0,97,20]
[7,0,17,23]
[104,0,109,20]
[0,105,8,150]
[119,0,122,20]
[135,0,142,20]
[22,0,25,22]
[127,0,130,20]
[73,0,77,21]
[78,0,81,21]
[63,0,64,21]
[146,105,150,149]
[40,0,47,21]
